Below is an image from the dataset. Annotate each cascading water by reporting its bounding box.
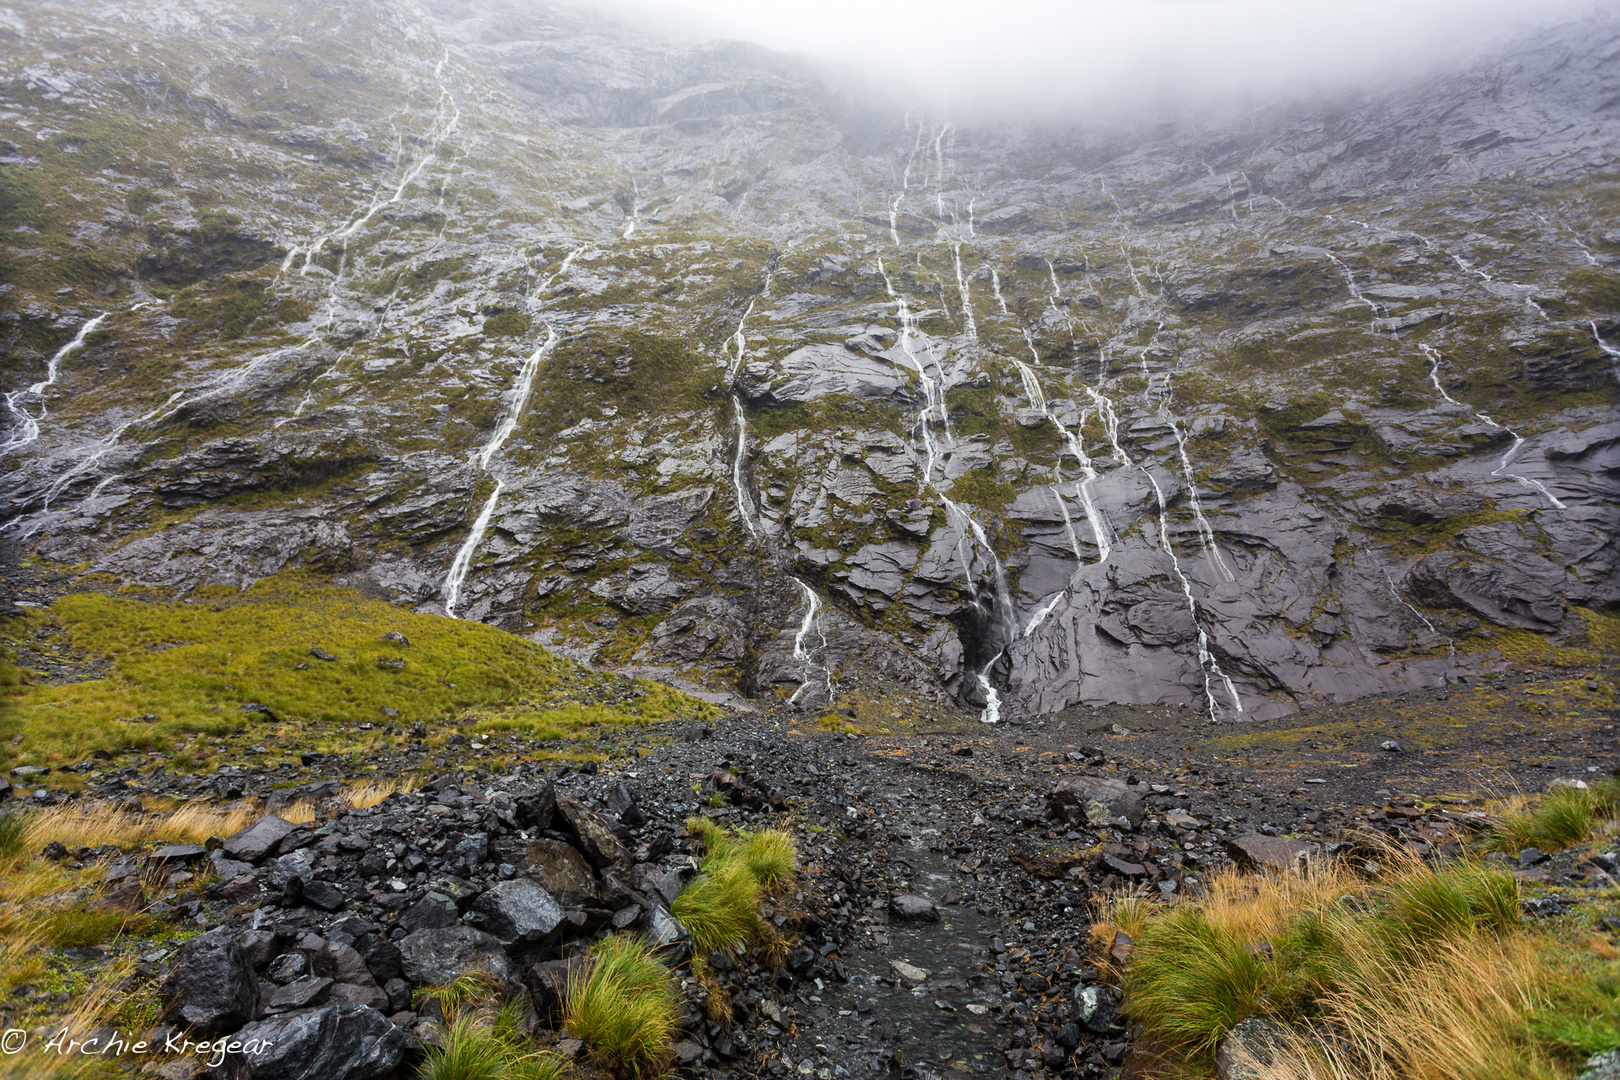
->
[289,47,460,279]
[441,253,563,616]
[1449,253,1548,320]
[787,581,832,705]
[1593,322,1620,382]
[1419,344,1565,509]
[1323,250,1384,328]
[1008,352,1113,562]
[1,313,108,458]
[721,270,836,704]
[1163,405,1234,582]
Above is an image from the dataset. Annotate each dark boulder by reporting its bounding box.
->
[397,927,515,989]
[222,1003,405,1080]
[466,879,565,945]
[888,894,940,921]
[160,930,259,1036]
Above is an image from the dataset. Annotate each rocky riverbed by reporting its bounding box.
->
[3,652,1614,1079]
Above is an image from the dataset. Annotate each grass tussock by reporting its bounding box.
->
[4,800,258,864]
[564,935,678,1080]
[1488,778,1620,854]
[672,820,799,960]
[415,973,566,1080]
[0,574,714,768]
[1118,845,1620,1079]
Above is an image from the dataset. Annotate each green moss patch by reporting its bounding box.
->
[0,574,713,767]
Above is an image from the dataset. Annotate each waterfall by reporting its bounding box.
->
[1008,355,1113,562]
[879,259,946,490]
[720,270,836,704]
[1449,253,1549,320]
[1420,344,1565,509]
[787,581,832,705]
[1141,467,1244,719]
[1,313,108,458]
[292,46,460,278]
[951,242,976,341]
[1323,251,1384,329]
[441,325,557,616]
[1593,322,1620,383]
[1164,405,1234,582]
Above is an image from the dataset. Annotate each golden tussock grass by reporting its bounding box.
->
[9,800,258,861]
[1118,837,1618,1080]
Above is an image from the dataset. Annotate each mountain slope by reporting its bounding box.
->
[2,0,1617,722]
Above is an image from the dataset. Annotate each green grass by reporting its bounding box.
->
[671,822,798,959]
[0,574,712,767]
[1124,906,1271,1059]
[671,863,762,959]
[1489,780,1620,854]
[1376,862,1519,956]
[1117,852,1612,1077]
[417,978,566,1080]
[564,935,678,1079]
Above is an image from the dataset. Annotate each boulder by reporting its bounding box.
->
[262,976,334,1013]
[1216,1015,1290,1080]
[528,956,591,1021]
[1072,984,1116,1033]
[512,783,558,830]
[223,1003,405,1080]
[556,798,630,868]
[888,894,939,921]
[1046,777,1147,828]
[396,892,459,933]
[1226,834,1318,873]
[467,879,565,945]
[397,927,514,988]
[145,844,207,868]
[160,930,259,1036]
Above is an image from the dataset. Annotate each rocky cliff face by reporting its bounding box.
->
[2,0,1617,721]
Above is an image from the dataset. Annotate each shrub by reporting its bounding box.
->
[564,935,677,1079]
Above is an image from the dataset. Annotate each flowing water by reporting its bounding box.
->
[441,324,557,616]
[805,842,1006,1079]
[1,313,108,458]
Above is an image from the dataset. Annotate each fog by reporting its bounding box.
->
[598,0,1600,119]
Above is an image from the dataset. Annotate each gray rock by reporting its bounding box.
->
[223,1003,405,1080]
[268,850,316,891]
[888,894,939,921]
[556,798,630,868]
[641,904,690,957]
[263,976,334,1013]
[160,930,259,1036]
[1046,777,1147,828]
[467,879,564,945]
[736,344,913,406]
[397,927,514,989]
[146,844,207,868]
[266,952,308,984]
[396,892,459,933]
[1071,984,1116,1033]
[1226,834,1318,873]
[1216,1015,1291,1080]
[525,838,598,904]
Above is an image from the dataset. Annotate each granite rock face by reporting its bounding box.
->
[1,0,1616,722]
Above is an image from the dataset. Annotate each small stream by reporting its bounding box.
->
[786,843,1006,1078]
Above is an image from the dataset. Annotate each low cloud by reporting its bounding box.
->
[596,0,1596,119]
